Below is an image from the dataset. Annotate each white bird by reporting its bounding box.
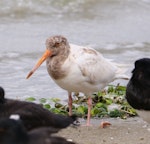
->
[126,58,150,123]
[26,35,129,126]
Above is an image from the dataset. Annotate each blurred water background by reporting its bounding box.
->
[0,0,150,100]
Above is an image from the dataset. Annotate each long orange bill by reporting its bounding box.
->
[26,49,52,79]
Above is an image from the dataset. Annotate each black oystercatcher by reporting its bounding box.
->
[0,118,76,144]
[0,87,77,130]
[126,58,150,123]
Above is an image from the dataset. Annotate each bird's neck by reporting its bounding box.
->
[46,45,70,80]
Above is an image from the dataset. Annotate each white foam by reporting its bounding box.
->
[9,114,20,120]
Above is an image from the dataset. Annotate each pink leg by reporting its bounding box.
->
[86,97,92,126]
[68,92,72,116]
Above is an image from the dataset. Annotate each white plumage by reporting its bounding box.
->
[53,44,128,94]
[27,35,129,126]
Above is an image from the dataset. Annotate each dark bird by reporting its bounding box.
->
[0,87,77,130]
[126,58,150,123]
[26,35,128,126]
[0,118,76,144]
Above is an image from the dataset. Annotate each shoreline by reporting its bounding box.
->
[56,117,150,144]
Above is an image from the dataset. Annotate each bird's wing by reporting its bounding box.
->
[70,44,117,85]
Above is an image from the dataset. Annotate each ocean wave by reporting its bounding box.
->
[0,0,150,21]
[0,0,90,19]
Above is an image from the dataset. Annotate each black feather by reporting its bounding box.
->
[126,58,150,110]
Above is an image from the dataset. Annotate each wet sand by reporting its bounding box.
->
[56,117,150,144]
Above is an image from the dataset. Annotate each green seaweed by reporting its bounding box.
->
[25,97,36,102]
[25,84,137,119]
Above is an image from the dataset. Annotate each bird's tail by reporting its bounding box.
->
[49,114,78,129]
[113,62,130,80]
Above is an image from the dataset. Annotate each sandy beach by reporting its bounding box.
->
[57,117,150,144]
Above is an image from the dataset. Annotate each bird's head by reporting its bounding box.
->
[26,35,68,79]
[132,58,150,84]
[0,118,28,143]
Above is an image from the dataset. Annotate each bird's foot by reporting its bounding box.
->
[100,121,111,128]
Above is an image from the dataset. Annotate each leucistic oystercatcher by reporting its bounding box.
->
[26,35,129,126]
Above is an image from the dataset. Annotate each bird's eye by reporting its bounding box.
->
[54,42,60,47]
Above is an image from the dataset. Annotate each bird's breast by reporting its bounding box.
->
[46,63,67,80]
